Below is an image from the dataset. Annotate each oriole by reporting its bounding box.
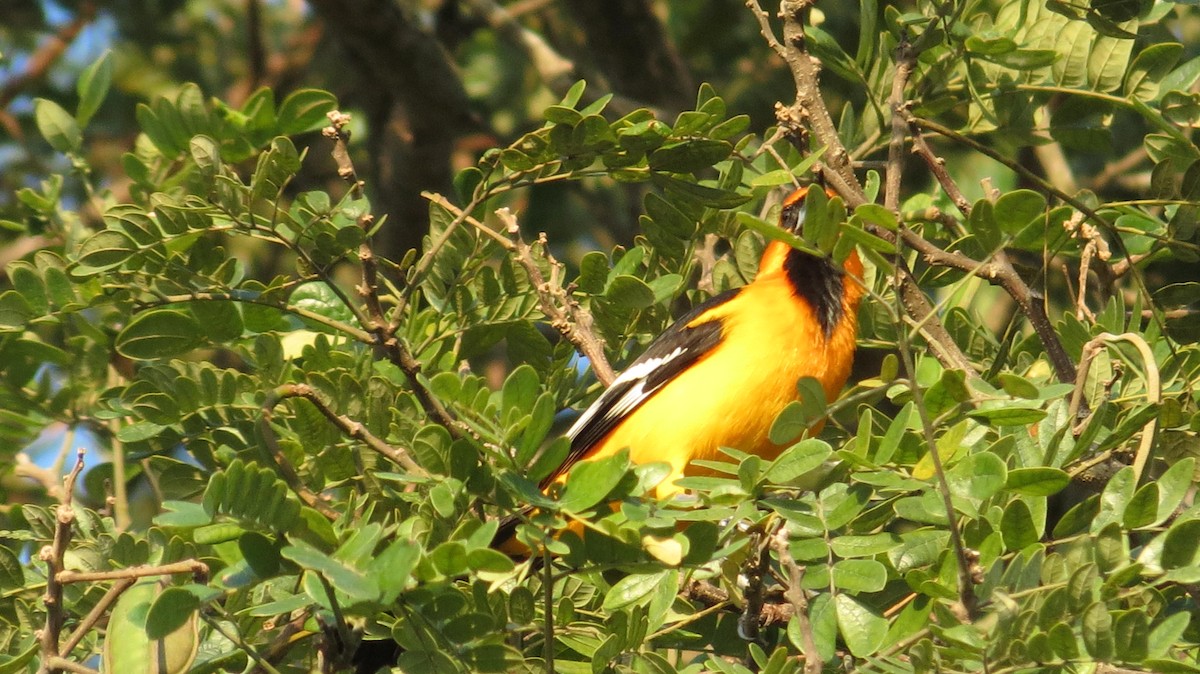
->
[499,186,863,551]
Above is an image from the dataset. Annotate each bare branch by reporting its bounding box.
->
[884,38,915,213]
[321,111,466,438]
[58,559,209,584]
[58,578,136,657]
[36,449,86,674]
[897,226,1078,384]
[771,528,821,674]
[258,382,427,520]
[496,208,617,387]
[908,128,972,217]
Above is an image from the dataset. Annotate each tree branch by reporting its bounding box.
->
[884,38,915,213]
[748,0,981,381]
[36,449,86,674]
[495,208,617,387]
[771,528,821,674]
[319,110,466,439]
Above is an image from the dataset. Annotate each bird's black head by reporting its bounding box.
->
[777,186,846,338]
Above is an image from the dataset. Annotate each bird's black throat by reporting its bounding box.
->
[783,249,845,338]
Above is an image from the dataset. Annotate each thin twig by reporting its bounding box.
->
[258,383,427,520]
[892,238,978,620]
[772,528,821,674]
[884,37,914,213]
[58,578,135,656]
[258,392,339,521]
[57,559,209,584]
[36,449,86,674]
[267,383,426,476]
[322,112,466,439]
[907,124,972,217]
[42,658,97,674]
[496,208,616,386]
[899,110,1079,384]
[542,546,555,674]
[323,111,385,328]
[897,226,1078,384]
[767,0,860,193]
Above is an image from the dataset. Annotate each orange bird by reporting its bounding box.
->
[540,186,864,500]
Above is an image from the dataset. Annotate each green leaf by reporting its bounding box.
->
[835,594,887,657]
[735,211,822,257]
[1153,457,1195,526]
[145,587,200,639]
[875,402,914,465]
[1162,54,1200,94]
[1097,465,1135,530]
[765,439,832,484]
[1094,521,1127,572]
[239,531,282,578]
[986,48,1060,70]
[154,501,212,528]
[1126,43,1184,101]
[282,540,377,600]
[604,275,656,312]
[947,452,1007,503]
[290,281,356,328]
[370,540,421,603]
[650,174,749,208]
[853,203,898,231]
[277,89,337,135]
[1005,467,1070,496]
[104,580,198,674]
[650,139,734,173]
[560,79,587,107]
[997,373,1040,399]
[888,530,949,573]
[1161,518,1200,570]
[34,98,82,152]
[501,364,540,414]
[1088,25,1137,93]
[1123,483,1159,529]
[1001,498,1039,551]
[969,406,1047,426]
[190,300,243,343]
[76,51,113,126]
[0,291,33,332]
[831,559,887,593]
[1082,601,1115,660]
[993,190,1045,234]
[603,569,674,610]
[830,533,902,558]
[1147,611,1192,659]
[560,449,629,513]
[116,310,205,360]
[74,229,138,275]
[189,135,221,178]
[543,105,582,126]
[0,545,24,590]
[769,379,829,445]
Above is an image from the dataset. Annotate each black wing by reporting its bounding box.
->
[543,287,740,487]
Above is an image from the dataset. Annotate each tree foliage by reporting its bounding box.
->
[1,0,1200,673]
